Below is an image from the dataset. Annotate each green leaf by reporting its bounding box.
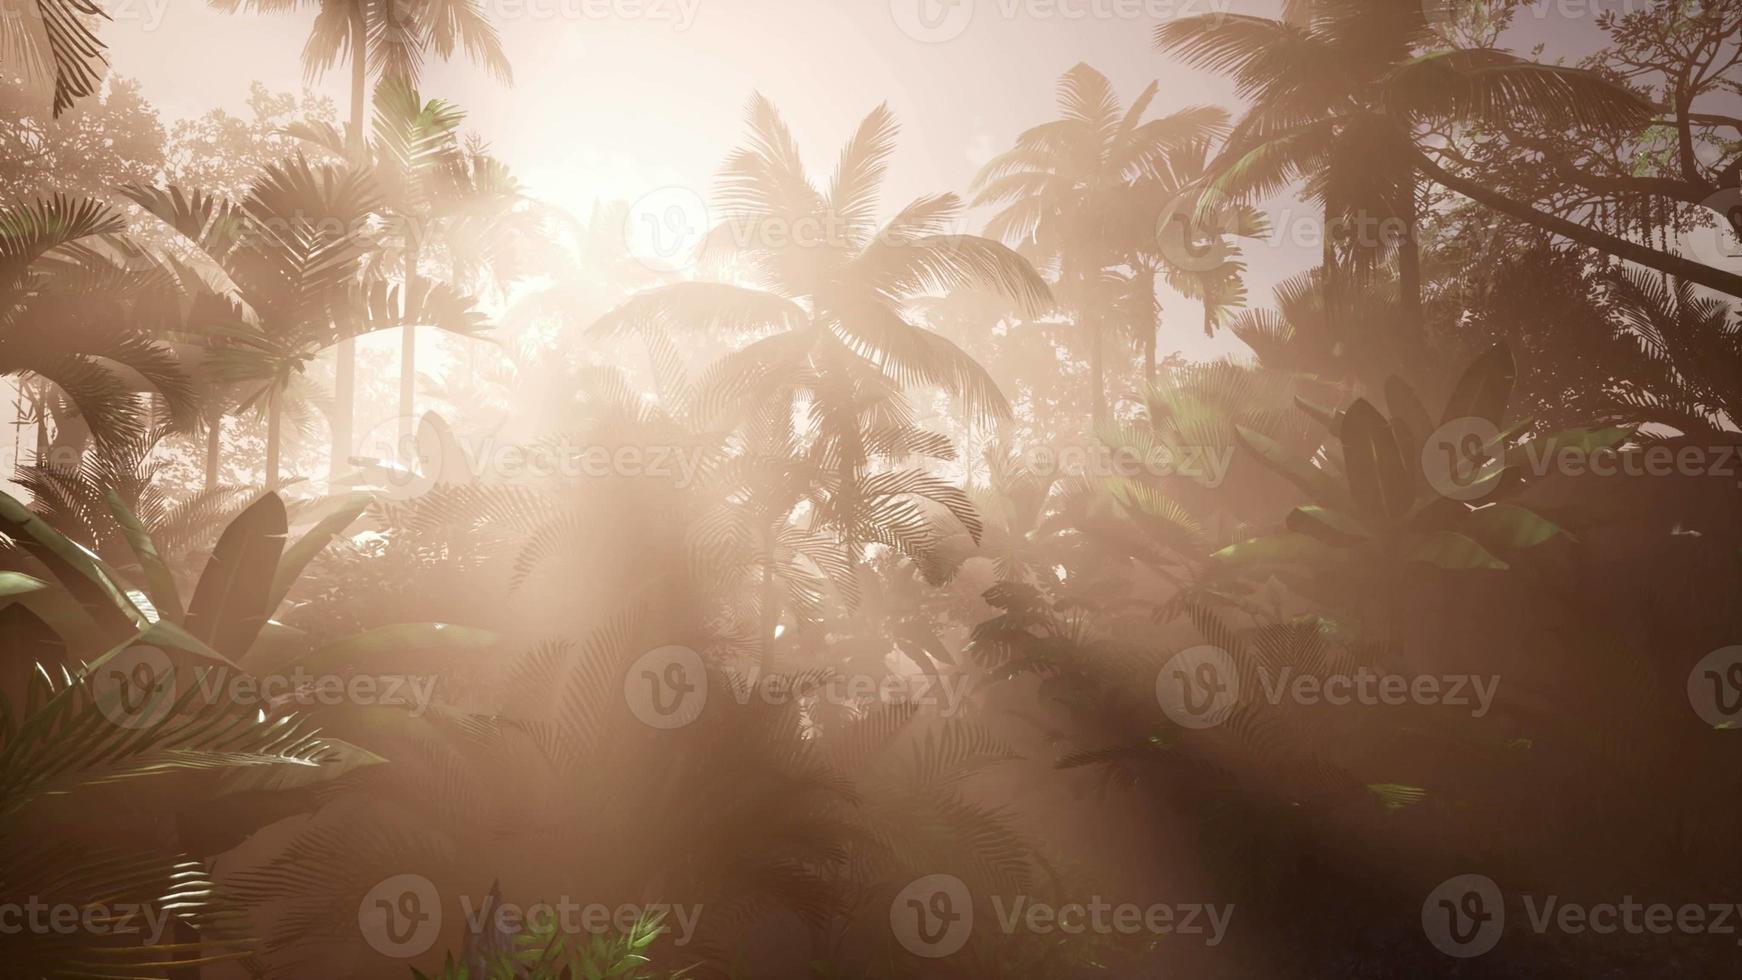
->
[1212,531,1339,565]
[1340,399,1412,521]
[1440,343,1516,426]
[0,490,146,637]
[268,492,372,614]
[1384,375,1434,453]
[1405,532,1508,570]
[105,489,185,622]
[1233,424,1346,507]
[1463,503,1568,550]
[1292,395,1342,435]
[0,572,47,598]
[1367,783,1427,811]
[212,736,387,797]
[186,493,289,659]
[1285,505,1372,546]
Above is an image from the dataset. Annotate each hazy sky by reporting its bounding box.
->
[98,0,1628,360]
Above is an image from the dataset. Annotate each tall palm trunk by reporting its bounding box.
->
[1322,211,1339,332]
[204,413,221,490]
[329,6,368,486]
[399,238,421,446]
[265,386,283,491]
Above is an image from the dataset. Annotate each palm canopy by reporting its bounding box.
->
[122,155,489,483]
[0,197,198,449]
[595,95,1051,427]
[287,80,532,292]
[1,0,110,116]
[1156,0,1654,282]
[209,0,512,87]
[972,62,1230,274]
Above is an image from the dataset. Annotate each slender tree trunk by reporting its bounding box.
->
[1417,151,1742,299]
[1397,170,1425,367]
[204,412,221,490]
[329,6,369,487]
[399,239,421,446]
[761,530,779,668]
[1089,316,1106,427]
[265,387,282,491]
[1322,210,1339,332]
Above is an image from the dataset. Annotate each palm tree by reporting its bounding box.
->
[1,0,110,116]
[207,0,513,479]
[124,156,489,489]
[289,81,529,446]
[595,96,1049,584]
[973,63,1228,426]
[1155,0,1660,338]
[0,197,199,458]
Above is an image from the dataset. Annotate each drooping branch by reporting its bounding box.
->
[1416,150,1742,300]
